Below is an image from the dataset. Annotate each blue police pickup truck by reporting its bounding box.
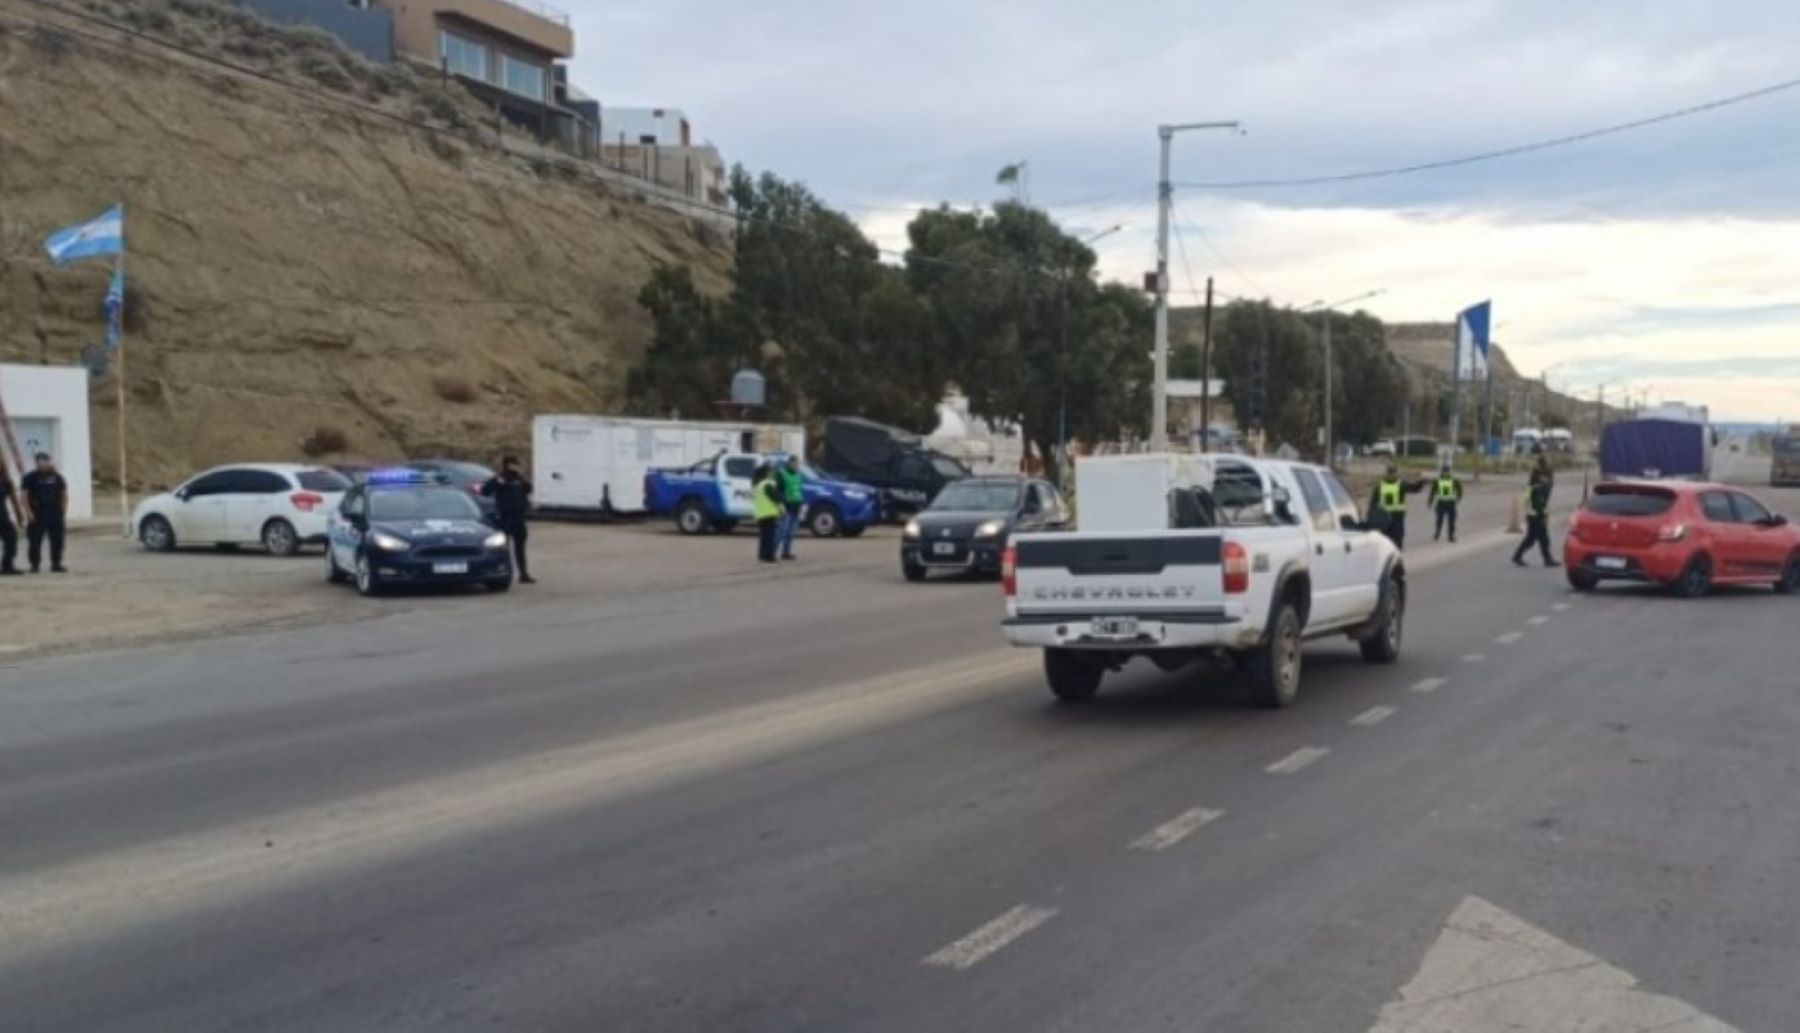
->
[644,452,882,537]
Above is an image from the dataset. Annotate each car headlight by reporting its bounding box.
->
[975,519,1007,538]
[844,490,869,501]
[904,519,922,538]
[369,531,410,552]
[483,531,509,550]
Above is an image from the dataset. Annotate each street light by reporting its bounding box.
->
[1153,120,1240,451]
[1306,288,1386,467]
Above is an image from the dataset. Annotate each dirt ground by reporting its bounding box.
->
[0,518,903,660]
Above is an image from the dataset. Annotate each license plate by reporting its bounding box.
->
[932,542,957,556]
[1595,556,1627,571]
[433,561,469,575]
[1089,616,1140,639]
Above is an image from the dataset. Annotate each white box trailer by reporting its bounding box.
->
[1074,452,1218,532]
[533,415,805,514]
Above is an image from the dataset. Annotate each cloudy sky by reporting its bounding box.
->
[566,0,1800,421]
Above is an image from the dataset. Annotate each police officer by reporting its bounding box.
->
[1368,464,1426,550]
[1431,464,1465,543]
[20,452,69,573]
[0,462,20,576]
[752,463,782,563]
[1512,470,1558,567]
[775,454,805,561]
[480,455,535,584]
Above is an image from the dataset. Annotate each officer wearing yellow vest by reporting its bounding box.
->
[1367,464,1427,550]
[752,463,784,564]
[1511,469,1558,568]
[1431,464,1465,543]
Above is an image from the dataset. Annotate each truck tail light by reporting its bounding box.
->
[1222,540,1250,595]
[1658,523,1688,542]
[1001,544,1017,598]
[290,491,324,512]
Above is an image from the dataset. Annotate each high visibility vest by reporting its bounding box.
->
[778,467,804,505]
[751,479,782,520]
[1379,480,1406,513]
[1435,476,1458,502]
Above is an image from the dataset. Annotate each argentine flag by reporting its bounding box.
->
[44,205,124,266]
[1456,300,1491,381]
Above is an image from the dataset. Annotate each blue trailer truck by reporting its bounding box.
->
[1600,418,1713,481]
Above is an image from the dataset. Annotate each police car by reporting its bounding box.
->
[325,471,514,596]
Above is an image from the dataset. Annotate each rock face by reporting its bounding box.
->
[0,0,730,488]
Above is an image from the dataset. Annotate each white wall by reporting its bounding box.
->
[0,364,94,521]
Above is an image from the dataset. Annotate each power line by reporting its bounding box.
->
[1171,200,1269,298]
[1174,73,1800,191]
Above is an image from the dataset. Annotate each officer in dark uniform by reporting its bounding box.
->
[1431,465,1465,543]
[480,455,535,584]
[1512,470,1558,567]
[0,462,21,576]
[20,452,70,573]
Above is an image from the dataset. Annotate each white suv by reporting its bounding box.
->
[133,463,351,556]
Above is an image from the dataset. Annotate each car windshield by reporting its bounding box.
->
[931,481,1020,511]
[932,456,970,479]
[369,488,482,522]
[1586,487,1676,517]
[297,469,352,492]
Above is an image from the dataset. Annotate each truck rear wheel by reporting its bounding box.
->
[1245,604,1302,708]
[1044,649,1103,703]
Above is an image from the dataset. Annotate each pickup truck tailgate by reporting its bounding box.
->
[1011,532,1226,615]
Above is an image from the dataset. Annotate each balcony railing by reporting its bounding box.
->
[495,0,570,27]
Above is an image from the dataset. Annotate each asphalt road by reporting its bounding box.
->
[3,475,1796,1032]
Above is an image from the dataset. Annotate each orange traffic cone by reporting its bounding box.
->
[1506,496,1523,534]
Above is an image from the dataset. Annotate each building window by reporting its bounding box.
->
[500,53,546,101]
[439,30,487,81]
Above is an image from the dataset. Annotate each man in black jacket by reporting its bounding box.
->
[21,452,69,573]
[1512,471,1557,567]
[480,456,535,584]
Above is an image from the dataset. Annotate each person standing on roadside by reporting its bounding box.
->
[1512,469,1558,568]
[1368,464,1427,551]
[21,452,69,574]
[774,454,805,561]
[1431,464,1465,543]
[752,463,782,564]
[480,455,535,584]
[0,463,21,576]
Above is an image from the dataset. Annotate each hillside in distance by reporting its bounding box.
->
[0,0,731,487]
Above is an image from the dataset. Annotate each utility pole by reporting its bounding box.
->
[1321,310,1332,463]
[1152,120,1239,452]
[1200,276,1215,449]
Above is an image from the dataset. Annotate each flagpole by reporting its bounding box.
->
[115,252,129,537]
[1448,311,1462,468]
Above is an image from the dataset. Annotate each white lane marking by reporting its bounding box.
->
[923,905,1059,970]
[1553,602,1572,611]
[0,650,1040,969]
[1129,807,1225,851]
[1410,677,1448,694]
[1350,705,1398,727]
[1368,895,1740,1032]
[1495,631,1525,645]
[1266,746,1330,774]
[1526,615,1548,626]
[1463,653,1487,664]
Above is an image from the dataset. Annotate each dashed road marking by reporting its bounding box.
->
[1266,746,1331,774]
[1350,705,1398,727]
[1410,677,1448,694]
[1129,807,1225,851]
[1495,631,1524,645]
[1553,602,1572,611]
[1463,653,1487,664]
[923,905,1059,970]
[1527,615,1549,626]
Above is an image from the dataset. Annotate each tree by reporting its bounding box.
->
[1326,311,1409,448]
[1212,300,1319,450]
[904,202,1151,478]
[627,265,756,418]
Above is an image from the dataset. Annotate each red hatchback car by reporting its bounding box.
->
[1565,482,1800,596]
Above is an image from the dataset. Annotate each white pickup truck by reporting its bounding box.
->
[1001,454,1405,708]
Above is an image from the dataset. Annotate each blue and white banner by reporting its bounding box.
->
[103,263,125,351]
[1456,300,1492,381]
[43,205,124,266]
